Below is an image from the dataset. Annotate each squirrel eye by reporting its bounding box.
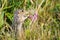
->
[22,10,23,12]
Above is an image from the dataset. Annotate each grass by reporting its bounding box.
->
[0,0,60,40]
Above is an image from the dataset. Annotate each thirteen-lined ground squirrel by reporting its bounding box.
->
[13,9,29,40]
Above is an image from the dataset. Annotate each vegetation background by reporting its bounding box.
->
[0,0,60,40]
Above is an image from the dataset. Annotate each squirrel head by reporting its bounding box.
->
[14,9,29,23]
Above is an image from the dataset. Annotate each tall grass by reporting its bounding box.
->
[0,0,60,40]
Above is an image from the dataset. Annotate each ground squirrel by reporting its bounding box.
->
[13,9,29,40]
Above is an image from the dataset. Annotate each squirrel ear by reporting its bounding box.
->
[18,10,22,14]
